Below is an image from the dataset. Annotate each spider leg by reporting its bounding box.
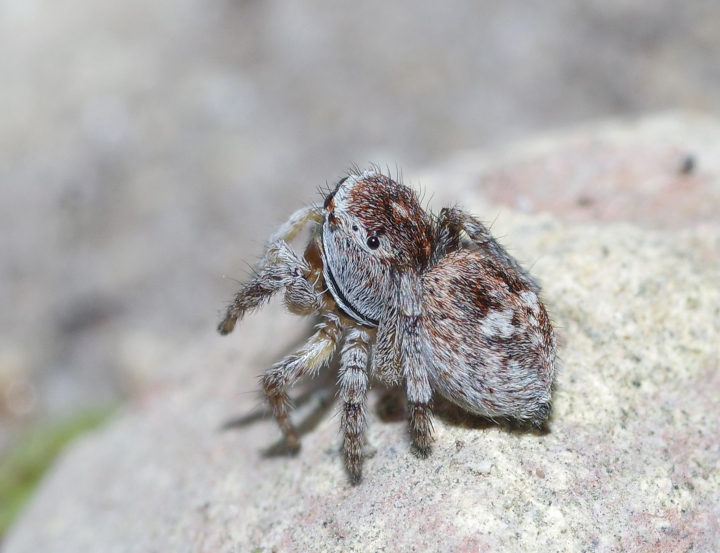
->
[261,314,343,451]
[218,207,324,335]
[268,205,323,244]
[218,241,321,333]
[437,206,540,293]
[397,271,434,458]
[337,327,371,485]
[371,304,401,385]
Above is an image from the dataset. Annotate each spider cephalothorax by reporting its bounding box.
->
[219,169,556,484]
[322,173,434,327]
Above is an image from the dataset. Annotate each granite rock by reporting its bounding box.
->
[4,114,720,552]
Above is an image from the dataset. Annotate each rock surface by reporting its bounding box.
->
[5,114,720,552]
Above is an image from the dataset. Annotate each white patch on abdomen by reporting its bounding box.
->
[479,308,516,339]
[519,291,540,312]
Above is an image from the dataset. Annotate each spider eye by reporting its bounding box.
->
[367,236,380,250]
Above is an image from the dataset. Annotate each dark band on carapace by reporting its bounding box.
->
[322,241,379,328]
[323,177,348,210]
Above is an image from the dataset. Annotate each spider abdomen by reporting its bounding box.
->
[421,249,555,424]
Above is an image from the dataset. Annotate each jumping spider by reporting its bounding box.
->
[218,169,556,484]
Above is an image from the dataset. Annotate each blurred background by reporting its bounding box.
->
[1,0,719,534]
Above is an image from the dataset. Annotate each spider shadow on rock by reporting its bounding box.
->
[375,386,551,440]
[222,378,549,463]
[220,380,338,458]
[220,322,341,458]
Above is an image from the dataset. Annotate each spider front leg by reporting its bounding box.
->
[438,206,540,293]
[371,305,401,385]
[261,315,343,452]
[337,327,371,484]
[397,271,434,458]
[405,336,434,458]
[218,206,323,335]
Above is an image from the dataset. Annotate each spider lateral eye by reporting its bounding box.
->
[367,236,380,250]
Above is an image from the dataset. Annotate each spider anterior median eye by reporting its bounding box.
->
[367,236,380,250]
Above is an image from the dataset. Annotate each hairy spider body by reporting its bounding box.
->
[219,169,556,484]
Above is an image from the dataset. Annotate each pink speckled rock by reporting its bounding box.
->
[5,113,720,552]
